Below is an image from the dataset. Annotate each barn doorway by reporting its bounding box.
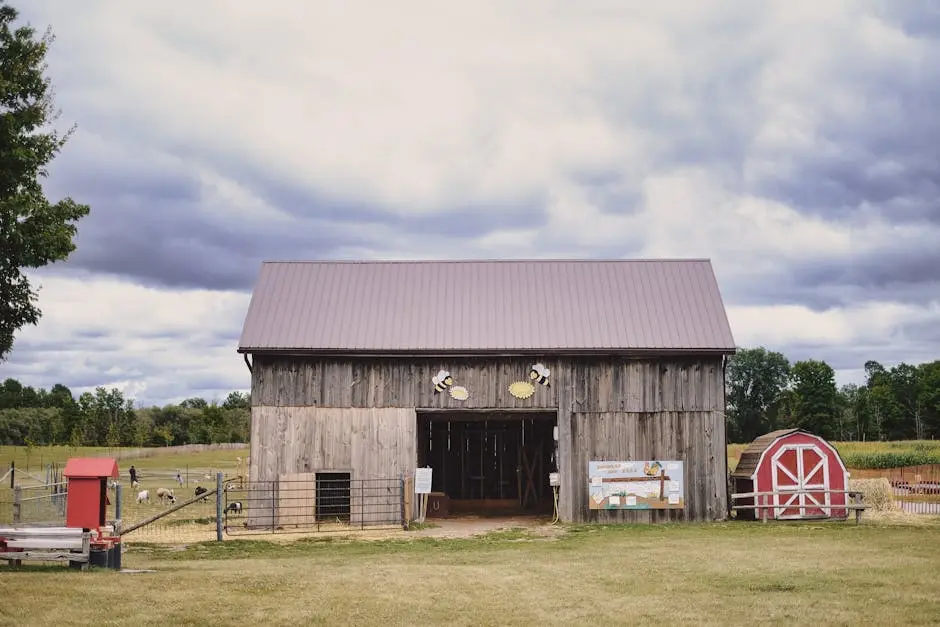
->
[416,411,558,517]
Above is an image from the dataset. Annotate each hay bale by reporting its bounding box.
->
[849,478,900,512]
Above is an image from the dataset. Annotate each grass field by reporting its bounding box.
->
[0,445,247,474]
[2,444,940,624]
[1,520,939,626]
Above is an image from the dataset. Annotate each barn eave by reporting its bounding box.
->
[236,346,737,357]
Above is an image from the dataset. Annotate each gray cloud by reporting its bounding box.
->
[39,128,555,291]
[869,2,940,40]
[753,18,940,228]
[5,1,940,405]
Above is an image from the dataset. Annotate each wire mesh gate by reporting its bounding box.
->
[223,476,406,535]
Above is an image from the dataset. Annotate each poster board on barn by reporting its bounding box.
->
[588,460,685,510]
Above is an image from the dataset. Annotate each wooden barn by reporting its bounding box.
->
[731,429,851,520]
[236,259,737,524]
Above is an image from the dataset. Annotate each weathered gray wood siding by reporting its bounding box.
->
[250,356,724,412]
[248,355,727,523]
[248,407,415,527]
[567,411,726,523]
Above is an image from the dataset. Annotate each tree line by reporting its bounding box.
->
[726,348,940,444]
[0,378,250,447]
[4,347,939,448]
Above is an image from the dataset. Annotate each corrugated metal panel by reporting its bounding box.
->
[237,259,737,352]
[730,429,802,479]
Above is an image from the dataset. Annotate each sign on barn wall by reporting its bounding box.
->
[588,460,685,509]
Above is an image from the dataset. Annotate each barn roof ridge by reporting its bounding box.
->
[258,258,715,265]
[237,258,737,353]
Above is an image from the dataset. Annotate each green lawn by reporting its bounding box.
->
[0,521,938,626]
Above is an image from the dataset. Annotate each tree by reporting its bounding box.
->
[0,2,90,361]
[788,359,840,439]
[918,361,940,439]
[887,363,925,440]
[725,347,791,443]
[222,391,250,410]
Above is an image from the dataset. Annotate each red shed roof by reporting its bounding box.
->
[729,428,848,480]
[63,457,119,478]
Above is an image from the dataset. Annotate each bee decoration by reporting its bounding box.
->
[432,369,454,393]
[529,362,551,386]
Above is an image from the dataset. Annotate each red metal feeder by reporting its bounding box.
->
[63,458,123,568]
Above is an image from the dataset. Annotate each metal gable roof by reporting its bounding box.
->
[63,457,119,479]
[237,259,737,353]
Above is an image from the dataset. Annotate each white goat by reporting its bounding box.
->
[136,489,150,504]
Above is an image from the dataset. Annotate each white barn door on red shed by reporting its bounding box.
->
[770,444,831,519]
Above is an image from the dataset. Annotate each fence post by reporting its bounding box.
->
[13,485,21,523]
[271,482,277,532]
[115,483,123,522]
[400,474,406,530]
[9,462,13,489]
[360,480,365,530]
[216,472,224,541]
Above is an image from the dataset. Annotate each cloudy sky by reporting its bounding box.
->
[3,1,938,406]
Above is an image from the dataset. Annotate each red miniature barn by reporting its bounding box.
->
[731,429,850,520]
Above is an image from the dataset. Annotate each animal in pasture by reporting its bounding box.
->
[131,479,140,489]
[194,486,209,502]
[136,489,150,504]
[156,487,177,504]
[224,501,243,515]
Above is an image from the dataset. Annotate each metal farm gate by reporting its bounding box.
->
[223,475,406,535]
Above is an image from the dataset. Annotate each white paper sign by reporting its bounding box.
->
[626,496,637,506]
[591,476,603,486]
[414,467,433,494]
[668,494,680,505]
[549,472,560,487]
[608,495,621,506]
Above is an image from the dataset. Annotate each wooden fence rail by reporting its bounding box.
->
[730,489,867,524]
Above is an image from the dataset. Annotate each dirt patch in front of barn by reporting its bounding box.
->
[410,515,562,538]
[122,515,564,547]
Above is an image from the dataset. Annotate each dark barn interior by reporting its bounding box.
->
[416,411,557,517]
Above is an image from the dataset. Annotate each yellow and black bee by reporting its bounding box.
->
[432,369,454,393]
[529,362,551,386]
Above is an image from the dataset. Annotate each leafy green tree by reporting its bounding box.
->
[836,383,860,441]
[725,347,791,442]
[0,2,90,361]
[179,397,208,410]
[887,363,926,439]
[788,359,840,438]
[918,360,940,438]
[222,391,250,410]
